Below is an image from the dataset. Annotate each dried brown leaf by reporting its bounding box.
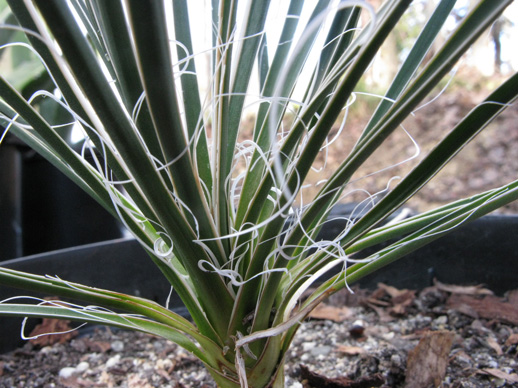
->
[365,297,391,307]
[378,283,409,299]
[309,304,352,322]
[434,280,493,296]
[506,289,518,305]
[365,301,394,322]
[372,284,416,317]
[485,337,503,355]
[447,294,518,325]
[505,333,518,347]
[392,290,416,306]
[404,330,454,388]
[59,376,97,388]
[335,345,366,356]
[28,298,79,347]
[480,368,518,383]
[29,318,78,347]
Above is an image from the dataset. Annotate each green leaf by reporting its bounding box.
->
[342,71,518,248]
[360,0,456,142]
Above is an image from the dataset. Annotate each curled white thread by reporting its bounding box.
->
[198,259,288,287]
[1,296,145,342]
[154,233,174,258]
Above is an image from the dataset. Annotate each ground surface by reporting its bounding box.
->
[1,281,517,388]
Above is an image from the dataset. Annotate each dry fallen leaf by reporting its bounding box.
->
[479,368,518,384]
[374,283,416,317]
[447,294,518,325]
[59,374,100,388]
[29,318,78,347]
[389,293,415,316]
[308,304,352,322]
[28,297,79,347]
[404,330,454,388]
[335,345,366,356]
[365,301,394,322]
[505,289,518,305]
[505,333,518,347]
[377,283,409,299]
[434,280,493,296]
[485,337,503,355]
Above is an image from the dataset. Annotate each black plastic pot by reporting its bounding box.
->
[0,134,23,259]
[1,132,124,261]
[20,150,123,257]
[318,212,518,295]
[1,214,517,353]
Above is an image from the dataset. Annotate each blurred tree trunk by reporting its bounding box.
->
[365,0,399,88]
[491,18,503,75]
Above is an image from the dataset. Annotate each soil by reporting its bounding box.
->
[1,281,517,388]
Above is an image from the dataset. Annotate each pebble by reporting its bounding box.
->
[76,361,89,373]
[111,340,124,352]
[349,319,366,337]
[302,342,316,352]
[58,367,77,379]
[105,355,120,368]
[40,346,54,354]
[390,353,402,367]
[156,358,173,370]
[382,331,395,340]
[310,345,332,357]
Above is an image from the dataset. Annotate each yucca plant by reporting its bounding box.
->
[1,0,517,386]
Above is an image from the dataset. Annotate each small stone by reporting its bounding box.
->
[156,358,173,370]
[75,361,89,373]
[391,354,402,368]
[349,319,366,338]
[40,346,54,354]
[310,345,332,357]
[153,341,164,351]
[302,342,316,352]
[382,332,395,340]
[493,378,507,388]
[433,315,448,329]
[111,340,124,352]
[106,355,120,368]
[470,319,489,333]
[58,367,76,379]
